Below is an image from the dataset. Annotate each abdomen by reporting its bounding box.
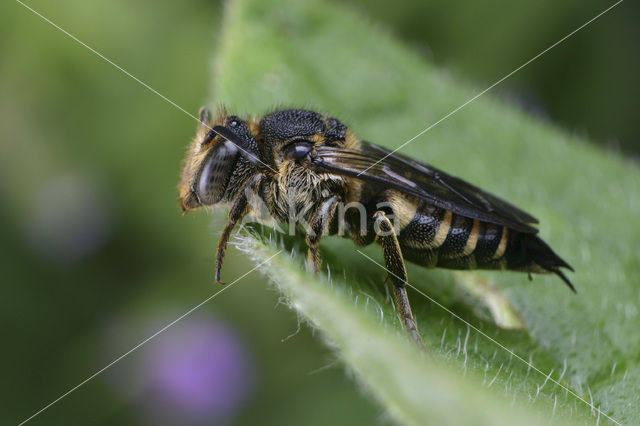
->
[397,201,569,276]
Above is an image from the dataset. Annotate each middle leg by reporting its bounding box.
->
[306,195,340,273]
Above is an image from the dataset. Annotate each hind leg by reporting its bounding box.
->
[373,210,423,347]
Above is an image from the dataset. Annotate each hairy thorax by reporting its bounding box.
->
[265,163,346,224]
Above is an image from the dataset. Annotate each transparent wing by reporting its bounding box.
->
[310,141,539,234]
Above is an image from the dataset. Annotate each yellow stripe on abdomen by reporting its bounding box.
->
[462,219,480,256]
[431,210,452,248]
[492,227,508,260]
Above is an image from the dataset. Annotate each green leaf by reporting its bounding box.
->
[211,0,639,424]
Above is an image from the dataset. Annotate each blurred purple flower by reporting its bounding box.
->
[105,314,255,425]
[147,318,255,421]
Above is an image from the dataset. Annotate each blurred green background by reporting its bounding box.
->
[1,0,637,425]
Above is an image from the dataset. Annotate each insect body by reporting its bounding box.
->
[179,108,574,345]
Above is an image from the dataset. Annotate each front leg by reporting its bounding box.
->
[306,195,340,273]
[215,175,264,283]
[373,210,424,347]
[215,193,249,285]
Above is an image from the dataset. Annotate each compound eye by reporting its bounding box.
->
[196,140,239,204]
[283,140,313,161]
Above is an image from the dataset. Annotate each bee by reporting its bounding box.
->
[178,107,574,345]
